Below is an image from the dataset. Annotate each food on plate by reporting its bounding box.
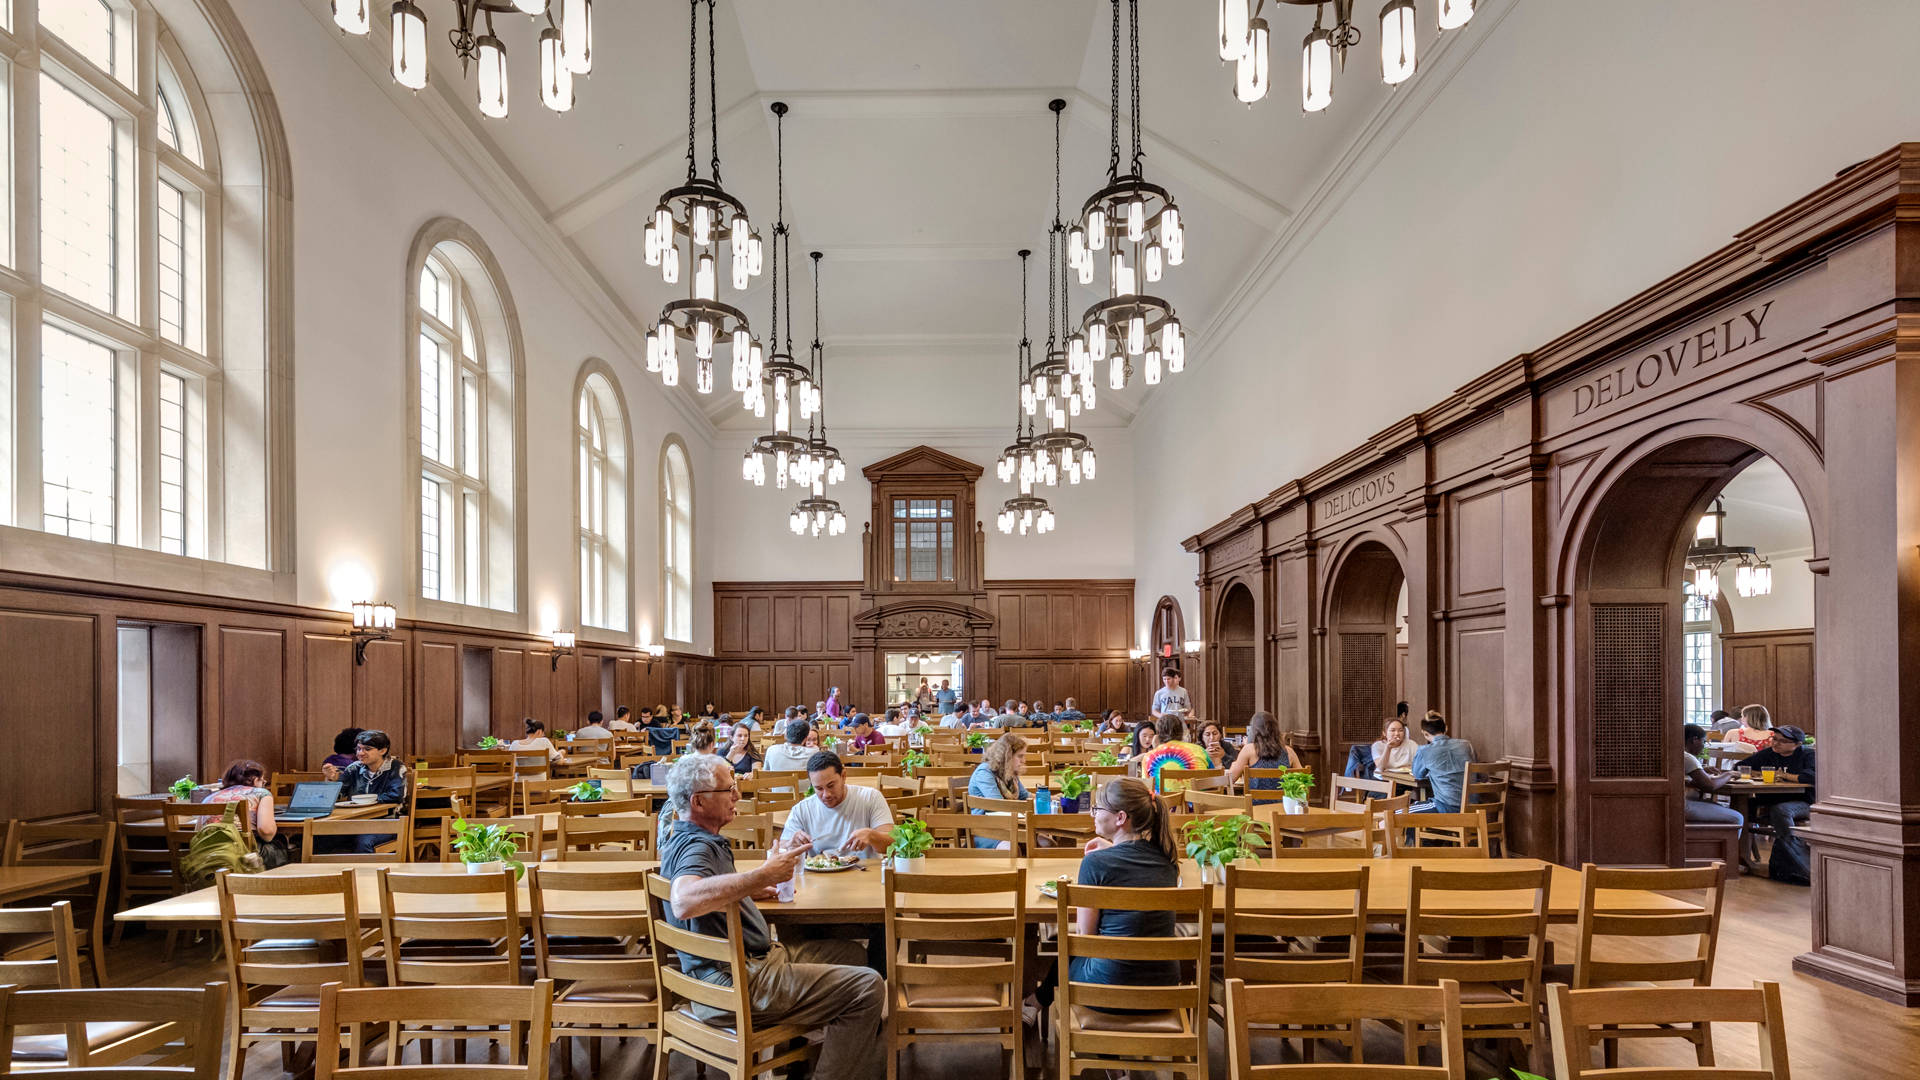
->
[803,852,861,871]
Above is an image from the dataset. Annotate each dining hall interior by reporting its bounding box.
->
[3,1,1920,1078]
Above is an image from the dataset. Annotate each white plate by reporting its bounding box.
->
[803,857,862,873]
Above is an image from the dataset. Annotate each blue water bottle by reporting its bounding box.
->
[1035,786,1053,815]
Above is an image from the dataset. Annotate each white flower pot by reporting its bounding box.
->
[893,856,925,873]
[1283,796,1308,815]
[464,860,505,875]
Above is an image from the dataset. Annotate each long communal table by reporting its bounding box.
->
[113,855,1695,927]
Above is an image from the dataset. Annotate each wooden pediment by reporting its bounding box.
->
[861,444,984,482]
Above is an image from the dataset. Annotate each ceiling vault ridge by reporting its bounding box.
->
[546,90,767,236]
[295,0,721,444]
[1063,89,1293,231]
[1129,0,1517,435]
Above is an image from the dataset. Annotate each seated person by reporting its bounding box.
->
[845,714,887,751]
[1224,711,1303,791]
[739,705,767,733]
[1032,700,1056,725]
[1681,723,1745,825]
[1730,704,1775,751]
[1739,725,1817,885]
[204,759,280,843]
[1127,719,1158,760]
[320,729,407,853]
[939,704,972,730]
[1096,708,1130,738]
[322,728,362,772]
[659,755,883,1079]
[607,705,639,732]
[875,707,912,739]
[1197,720,1233,764]
[575,711,614,740]
[1057,698,1087,726]
[1072,777,1182,1011]
[1372,716,1416,774]
[644,709,682,756]
[967,735,1029,849]
[762,718,817,772]
[687,724,719,757]
[778,751,895,858]
[1409,714,1472,814]
[698,702,720,721]
[723,724,760,776]
[511,717,569,763]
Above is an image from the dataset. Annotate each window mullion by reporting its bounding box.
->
[135,347,157,546]
[37,35,146,121]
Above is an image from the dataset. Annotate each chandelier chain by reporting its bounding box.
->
[685,0,697,182]
[1129,0,1143,173]
[769,105,784,350]
[1107,0,1121,182]
[707,0,722,183]
[1046,103,1060,353]
[811,250,826,431]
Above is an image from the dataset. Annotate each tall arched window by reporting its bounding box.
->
[408,220,524,617]
[661,437,693,644]
[1,0,290,574]
[576,363,629,633]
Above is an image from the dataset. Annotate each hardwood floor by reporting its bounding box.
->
[103,873,1919,1079]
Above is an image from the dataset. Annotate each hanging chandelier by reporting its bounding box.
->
[643,0,763,396]
[781,253,845,539]
[334,1,591,118]
[741,105,807,490]
[997,251,1056,537]
[1217,0,1476,111]
[1068,0,1187,398]
[1026,99,1094,422]
[1686,499,1772,602]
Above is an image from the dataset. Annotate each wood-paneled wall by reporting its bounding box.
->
[712,583,860,712]
[0,570,706,824]
[988,581,1135,710]
[1720,628,1816,736]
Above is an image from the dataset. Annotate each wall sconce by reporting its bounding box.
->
[1128,648,1150,664]
[550,630,576,671]
[351,601,396,666]
[1183,639,1204,655]
[644,642,666,663]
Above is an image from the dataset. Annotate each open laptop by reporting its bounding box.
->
[279,781,344,821]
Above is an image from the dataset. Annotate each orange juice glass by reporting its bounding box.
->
[1761,768,1777,783]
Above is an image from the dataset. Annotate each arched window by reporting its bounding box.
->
[576,364,629,633]
[2,0,289,572]
[408,220,524,616]
[661,437,693,644]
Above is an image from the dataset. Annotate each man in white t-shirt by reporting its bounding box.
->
[778,751,894,858]
[1151,668,1192,720]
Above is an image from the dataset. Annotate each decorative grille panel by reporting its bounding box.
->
[1339,633,1386,742]
[1226,645,1255,723]
[1592,603,1666,778]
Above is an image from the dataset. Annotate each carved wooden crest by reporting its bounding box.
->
[878,611,970,639]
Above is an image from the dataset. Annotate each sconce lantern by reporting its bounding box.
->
[1183,638,1204,655]
[351,601,397,666]
[550,630,576,671]
[644,642,666,662]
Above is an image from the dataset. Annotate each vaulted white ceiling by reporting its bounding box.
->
[336,0,1498,436]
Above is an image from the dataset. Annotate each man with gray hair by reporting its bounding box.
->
[659,754,885,1079]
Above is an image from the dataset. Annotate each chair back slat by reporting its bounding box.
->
[377,868,522,988]
[315,982,553,1080]
[1546,982,1788,1080]
[0,984,226,1080]
[1224,977,1465,1078]
[1575,863,1725,989]
[1225,865,1366,986]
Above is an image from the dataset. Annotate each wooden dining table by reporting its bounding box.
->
[113,853,1696,927]
[0,865,108,905]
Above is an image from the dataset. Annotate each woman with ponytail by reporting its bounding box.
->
[1071,776,1181,1004]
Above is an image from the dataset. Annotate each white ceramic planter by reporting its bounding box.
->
[464,860,505,875]
[893,856,926,873]
[1282,796,1308,815]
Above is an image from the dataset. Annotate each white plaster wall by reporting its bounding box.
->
[1720,554,1815,635]
[1131,0,1920,639]
[231,2,715,652]
[705,429,1135,584]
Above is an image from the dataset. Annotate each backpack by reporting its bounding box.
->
[179,802,263,888]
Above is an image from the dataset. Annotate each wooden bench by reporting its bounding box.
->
[1683,821,1742,873]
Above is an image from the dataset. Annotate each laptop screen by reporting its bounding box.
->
[288,781,343,813]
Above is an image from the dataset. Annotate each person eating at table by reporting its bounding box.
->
[1738,724,1817,885]
[1730,703,1775,752]
[687,724,719,757]
[1373,715,1417,775]
[511,717,569,763]
[1408,713,1472,814]
[1681,723,1745,825]
[659,754,884,1080]
[320,729,407,853]
[967,734,1029,849]
[1223,711,1302,792]
[762,717,815,773]
[846,713,886,752]
[1071,777,1182,1010]
[779,751,895,859]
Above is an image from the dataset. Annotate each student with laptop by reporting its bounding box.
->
[320,728,408,854]
[205,760,292,868]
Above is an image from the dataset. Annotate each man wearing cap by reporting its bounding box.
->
[1737,724,1817,885]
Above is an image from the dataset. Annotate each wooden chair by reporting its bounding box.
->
[2,821,116,986]
[375,867,526,1062]
[1215,865,1372,1058]
[1403,864,1550,1072]
[557,797,654,818]
[527,866,657,1077]
[408,768,484,859]
[553,816,654,860]
[436,815,544,865]
[316,982,554,1080]
[1024,812,1097,852]
[304,817,411,862]
[1052,882,1211,1080]
[1330,774,1392,811]
[1242,768,1312,803]
[1223,977,1466,1079]
[959,793,1030,817]
[1546,982,1788,1080]
[411,755,460,770]
[920,813,1020,855]
[885,792,938,816]
[519,778,578,815]
[1385,808,1490,857]
[109,798,177,950]
[2,902,182,1070]
[0,984,226,1080]
[718,813,777,852]
[883,867,1026,1080]
[642,872,820,1080]
[876,774,922,796]
[1183,787,1253,814]
[1427,775,1509,854]
[1153,767,1227,795]
[1552,863,1727,1066]
[215,868,373,1080]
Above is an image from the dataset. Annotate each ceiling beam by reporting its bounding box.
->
[1065,90,1293,231]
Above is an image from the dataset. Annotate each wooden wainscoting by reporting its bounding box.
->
[1720,627,1816,736]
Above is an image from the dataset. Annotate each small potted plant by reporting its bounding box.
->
[569,780,604,803]
[1052,766,1092,813]
[1092,748,1120,768]
[821,733,840,751]
[450,818,529,878]
[1182,814,1269,885]
[887,815,933,872]
[1279,770,1316,815]
[552,728,571,742]
[168,775,197,802]
[476,735,502,750]
[900,749,929,777]
[965,731,990,753]
[910,723,932,748]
